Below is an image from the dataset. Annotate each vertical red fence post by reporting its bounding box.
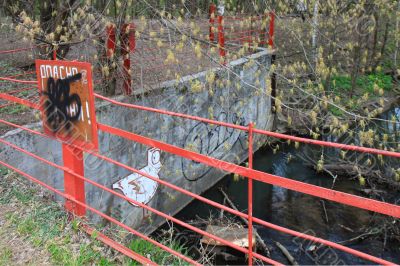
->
[247,122,254,265]
[52,48,57,60]
[106,24,116,58]
[52,43,58,60]
[51,45,86,216]
[62,144,86,216]
[120,23,135,95]
[105,24,117,95]
[217,3,226,63]
[268,11,275,48]
[209,3,216,42]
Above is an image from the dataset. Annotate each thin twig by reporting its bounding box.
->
[337,229,381,245]
[275,241,299,266]
[320,200,329,224]
[219,197,226,220]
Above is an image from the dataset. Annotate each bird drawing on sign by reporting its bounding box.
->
[112,148,162,206]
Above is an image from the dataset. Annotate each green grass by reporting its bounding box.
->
[0,167,192,265]
[0,61,27,87]
[326,72,394,116]
[0,168,115,265]
[331,73,393,95]
[128,238,190,266]
[0,103,29,114]
[0,247,12,266]
[0,166,8,176]
[357,73,393,93]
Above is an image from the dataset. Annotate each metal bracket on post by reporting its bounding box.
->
[62,144,86,216]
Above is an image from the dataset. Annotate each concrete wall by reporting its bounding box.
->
[0,49,274,234]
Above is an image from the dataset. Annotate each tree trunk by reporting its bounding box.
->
[39,0,76,59]
[311,0,319,73]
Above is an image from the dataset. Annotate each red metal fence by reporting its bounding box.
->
[2,74,400,264]
[1,13,400,266]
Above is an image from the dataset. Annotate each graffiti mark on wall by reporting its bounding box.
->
[113,148,162,206]
[44,74,82,132]
[181,108,247,181]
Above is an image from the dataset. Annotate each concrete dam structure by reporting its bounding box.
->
[0,48,274,234]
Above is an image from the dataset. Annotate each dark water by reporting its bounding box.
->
[171,107,400,265]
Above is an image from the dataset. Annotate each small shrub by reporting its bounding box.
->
[328,106,344,117]
[359,73,393,93]
[331,75,352,92]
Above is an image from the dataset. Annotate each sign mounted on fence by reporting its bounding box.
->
[35,60,98,150]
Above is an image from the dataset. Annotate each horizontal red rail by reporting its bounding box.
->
[226,35,268,43]
[0,46,35,55]
[0,136,279,265]
[81,224,157,266]
[0,93,40,109]
[252,216,394,265]
[3,71,36,79]
[0,120,396,264]
[0,44,49,55]
[1,95,399,205]
[94,94,400,158]
[224,14,268,22]
[98,123,400,218]
[0,159,199,266]
[6,86,37,95]
[225,29,266,35]
[0,118,250,220]
[0,119,396,265]
[1,42,398,265]
[0,102,13,109]
[253,127,400,158]
[94,93,247,130]
[0,77,37,84]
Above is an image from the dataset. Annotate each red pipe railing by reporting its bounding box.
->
[1,81,399,264]
[94,93,400,158]
[81,224,157,266]
[97,122,400,218]
[0,159,198,265]
[247,122,254,265]
[0,137,281,264]
[0,92,40,109]
[0,10,398,265]
[2,114,398,265]
[0,46,36,55]
[0,77,37,84]
[1,71,36,79]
